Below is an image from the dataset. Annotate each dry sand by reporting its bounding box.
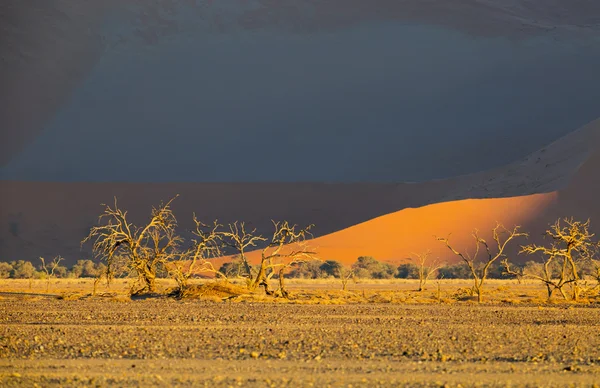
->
[1,118,599,264]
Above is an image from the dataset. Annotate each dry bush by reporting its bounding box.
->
[168,217,224,293]
[175,282,249,299]
[82,197,182,295]
[438,223,527,302]
[221,222,267,286]
[505,218,598,301]
[411,250,443,291]
[336,265,354,291]
[39,256,64,293]
[223,221,316,297]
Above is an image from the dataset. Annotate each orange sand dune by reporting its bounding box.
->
[245,119,600,266]
[302,193,557,265]
[1,119,598,265]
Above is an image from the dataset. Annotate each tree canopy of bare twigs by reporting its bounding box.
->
[504,218,597,301]
[168,216,224,292]
[221,222,267,284]
[336,265,354,291]
[412,250,443,292]
[438,223,527,302]
[252,221,317,297]
[39,256,63,292]
[82,196,182,295]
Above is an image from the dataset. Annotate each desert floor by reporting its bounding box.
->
[1,279,599,387]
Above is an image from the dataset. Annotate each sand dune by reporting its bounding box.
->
[292,194,557,265]
[2,1,599,170]
[297,119,600,264]
[1,118,598,265]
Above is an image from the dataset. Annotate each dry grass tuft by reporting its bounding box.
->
[177,282,250,300]
[56,292,85,301]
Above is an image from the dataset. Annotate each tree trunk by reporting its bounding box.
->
[278,268,289,298]
[146,274,156,293]
[240,253,253,279]
[251,262,267,291]
[475,284,483,303]
[93,277,101,296]
[546,284,553,300]
[260,279,274,296]
[572,282,580,301]
[558,286,568,300]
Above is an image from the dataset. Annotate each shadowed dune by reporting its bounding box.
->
[1,119,598,265]
[2,1,599,170]
[300,119,600,264]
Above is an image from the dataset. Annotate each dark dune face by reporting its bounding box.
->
[1,1,600,181]
[1,118,598,264]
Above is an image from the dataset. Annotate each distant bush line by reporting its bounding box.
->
[2,256,597,282]
[0,259,105,280]
[3,196,599,303]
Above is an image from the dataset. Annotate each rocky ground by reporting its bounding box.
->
[1,289,599,387]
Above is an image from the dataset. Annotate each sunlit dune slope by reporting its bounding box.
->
[292,194,557,265]
[1,119,598,265]
[243,119,600,266]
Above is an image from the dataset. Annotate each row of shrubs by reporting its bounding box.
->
[4,255,595,282]
[0,260,105,280]
[282,256,599,280]
[3,253,598,283]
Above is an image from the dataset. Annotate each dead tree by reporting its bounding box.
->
[502,255,571,300]
[254,221,317,297]
[412,250,443,291]
[336,266,354,291]
[82,196,182,295]
[169,217,225,293]
[438,224,527,303]
[39,256,63,292]
[221,222,267,286]
[515,218,596,301]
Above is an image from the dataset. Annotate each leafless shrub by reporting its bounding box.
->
[39,256,63,292]
[168,217,224,294]
[505,218,597,301]
[336,265,354,291]
[221,222,267,286]
[82,196,182,295]
[221,220,317,297]
[412,250,443,291]
[438,224,527,303]
[254,222,316,297]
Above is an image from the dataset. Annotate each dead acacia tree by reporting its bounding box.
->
[221,222,267,286]
[502,254,571,300]
[169,217,225,293]
[82,196,182,295]
[336,265,354,291]
[438,224,527,303]
[412,250,443,291]
[253,221,317,297]
[507,218,597,301]
[39,256,63,292]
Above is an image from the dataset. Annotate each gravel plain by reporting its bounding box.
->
[1,291,599,387]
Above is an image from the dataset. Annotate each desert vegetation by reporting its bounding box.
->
[2,197,599,305]
[2,198,600,387]
[437,224,527,302]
